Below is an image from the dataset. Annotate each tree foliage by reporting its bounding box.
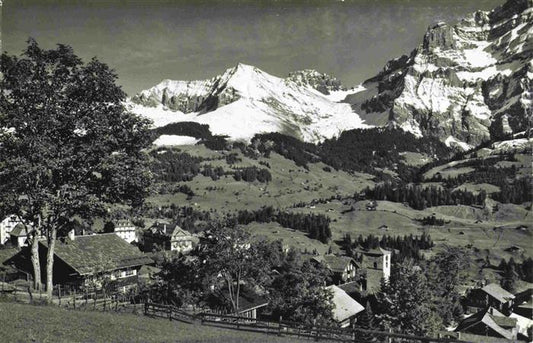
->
[0,39,152,297]
[375,259,442,336]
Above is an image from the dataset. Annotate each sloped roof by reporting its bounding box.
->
[9,223,31,237]
[0,248,18,265]
[148,222,178,236]
[455,307,516,340]
[41,234,152,276]
[364,247,391,256]
[321,255,358,273]
[326,285,365,322]
[482,283,515,303]
[170,227,194,240]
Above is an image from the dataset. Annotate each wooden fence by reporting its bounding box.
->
[143,303,472,343]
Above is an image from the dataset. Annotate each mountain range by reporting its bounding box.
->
[129,0,532,150]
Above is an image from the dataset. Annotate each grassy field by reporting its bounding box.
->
[144,144,532,287]
[0,301,305,343]
[147,149,375,213]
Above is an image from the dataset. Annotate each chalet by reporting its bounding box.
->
[312,255,360,285]
[143,222,198,253]
[38,233,153,293]
[455,307,518,341]
[113,220,138,244]
[326,285,365,328]
[0,215,21,245]
[513,288,533,318]
[467,283,515,315]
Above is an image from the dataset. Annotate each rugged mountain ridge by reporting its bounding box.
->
[286,69,344,95]
[346,0,532,149]
[129,63,366,144]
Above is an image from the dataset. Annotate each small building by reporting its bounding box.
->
[312,255,360,285]
[9,223,31,248]
[366,201,377,211]
[114,220,138,244]
[455,307,518,341]
[170,227,197,254]
[467,283,516,315]
[143,222,197,253]
[513,288,533,318]
[0,215,21,245]
[326,285,365,328]
[38,233,153,293]
[208,288,269,320]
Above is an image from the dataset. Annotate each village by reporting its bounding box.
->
[1,214,531,342]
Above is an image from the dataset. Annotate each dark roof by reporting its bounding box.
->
[41,234,152,276]
[214,288,268,313]
[0,248,18,265]
[359,247,391,256]
[147,222,178,236]
[455,307,516,340]
[321,255,358,273]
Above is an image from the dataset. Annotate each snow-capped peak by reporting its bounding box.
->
[128,64,369,145]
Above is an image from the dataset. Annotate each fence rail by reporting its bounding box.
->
[143,303,472,343]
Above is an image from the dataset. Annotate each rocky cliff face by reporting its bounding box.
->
[346,0,532,149]
[286,70,344,95]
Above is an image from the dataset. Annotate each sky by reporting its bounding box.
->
[3,0,504,96]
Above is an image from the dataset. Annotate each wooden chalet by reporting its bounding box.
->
[312,255,360,285]
[326,285,365,328]
[38,233,153,293]
[455,307,519,341]
[143,222,198,253]
[467,283,516,315]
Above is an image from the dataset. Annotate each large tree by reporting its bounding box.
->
[268,248,334,326]
[197,224,269,313]
[0,39,152,299]
[376,259,442,336]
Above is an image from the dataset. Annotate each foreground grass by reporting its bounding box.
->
[0,302,303,343]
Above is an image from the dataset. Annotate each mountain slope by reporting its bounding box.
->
[128,64,367,144]
[346,0,532,150]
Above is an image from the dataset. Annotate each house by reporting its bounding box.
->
[312,255,360,285]
[170,227,197,254]
[467,283,516,315]
[113,220,138,244]
[143,222,198,253]
[208,288,269,320]
[513,288,533,318]
[38,233,153,293]
[0,215,21,245]
[455,307,518,341]
[326,285,365,328]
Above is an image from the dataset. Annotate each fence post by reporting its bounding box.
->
[144,302,149,316]
[168,305,172,321]
[278,316,282,336]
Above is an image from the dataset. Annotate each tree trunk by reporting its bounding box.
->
[45,227,57,302]
[29,230,41,291]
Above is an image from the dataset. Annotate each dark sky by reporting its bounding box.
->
[3,0,504,96]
